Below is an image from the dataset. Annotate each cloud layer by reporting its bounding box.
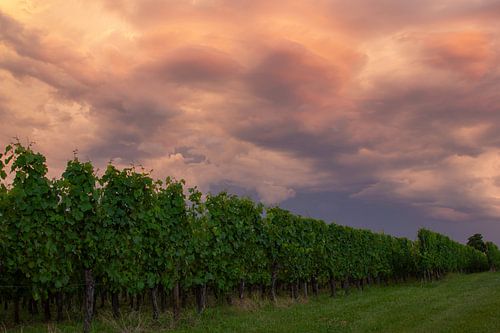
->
[1,0,500,230]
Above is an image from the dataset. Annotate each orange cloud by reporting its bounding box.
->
[419,31,495,78]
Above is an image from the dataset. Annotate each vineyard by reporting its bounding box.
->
[1,143,500,332]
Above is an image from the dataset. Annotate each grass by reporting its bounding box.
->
[2,272,500,332]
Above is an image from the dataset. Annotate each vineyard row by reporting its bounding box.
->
[1,143,499,332]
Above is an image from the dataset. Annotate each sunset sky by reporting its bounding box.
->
[1,0,500,243]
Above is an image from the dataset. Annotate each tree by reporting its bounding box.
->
[467,234,486,253]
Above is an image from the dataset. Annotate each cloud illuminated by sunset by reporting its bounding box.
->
[1,0,500,240]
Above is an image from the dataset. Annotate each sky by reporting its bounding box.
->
[1,0,500,244]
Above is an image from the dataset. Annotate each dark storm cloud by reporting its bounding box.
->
[84,86,181,161]
[149,47,242,85]
[174,146,207,164]
[246,46,338,106]
[231,108,357,166]
[361,73,500,151]
[281,190,500,244]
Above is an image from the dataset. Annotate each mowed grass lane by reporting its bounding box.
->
[4,272,500,333]
[173,272,500,333]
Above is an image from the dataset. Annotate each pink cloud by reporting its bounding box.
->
[2,0,500,222]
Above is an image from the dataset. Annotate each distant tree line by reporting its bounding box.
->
[0,143,499,332]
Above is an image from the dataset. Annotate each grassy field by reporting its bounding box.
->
[2,272,500,332]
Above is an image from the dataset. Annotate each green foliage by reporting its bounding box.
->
[264,207,298,282]
[148,177,189,289]
[0,149,8,294]
[417,229,488,276]
[203,192,265,292]
[60,156,100,270]
[485,241,500,271]
[184,186,211,288]
[99,165,156,293]
[1,143,69,300]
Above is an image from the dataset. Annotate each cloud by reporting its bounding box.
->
[0,10,59,62]
[327,0,500,36]
[2,0,500,225]
[146,142,328,204]
[173,146,206,164]
[246,45,339,106]
[145,47,242,85]
[413,31,495,78]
